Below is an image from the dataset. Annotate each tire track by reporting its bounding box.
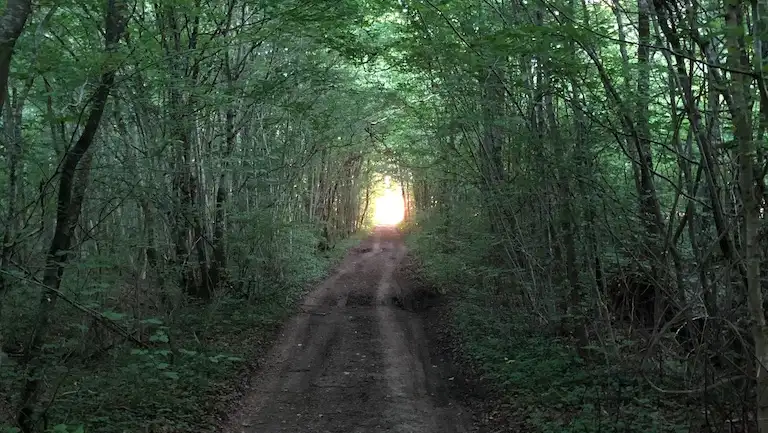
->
[225,227,475,433]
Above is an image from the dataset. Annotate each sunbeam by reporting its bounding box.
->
[373,188,404,225]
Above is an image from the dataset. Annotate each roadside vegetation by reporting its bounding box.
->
[407,216,692,433]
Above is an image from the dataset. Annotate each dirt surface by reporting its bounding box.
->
[224,226,478,433]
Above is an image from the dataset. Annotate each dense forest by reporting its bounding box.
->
[0,0,767,431]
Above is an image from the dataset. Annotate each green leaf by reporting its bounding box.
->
[101,310,124,321]
[149,330,169,343]
[162,371,180,380]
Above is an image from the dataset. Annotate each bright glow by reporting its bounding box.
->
[373,189,405,225]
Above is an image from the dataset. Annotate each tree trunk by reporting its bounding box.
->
[0,0,32,118]
[358,182,370,228]
[478,64,506,235]
[1,87,23,296]
[724,0,768,429]
[17,3,125,429]
[635,0,673,327]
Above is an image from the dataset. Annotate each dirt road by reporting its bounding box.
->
[225,226,476,433]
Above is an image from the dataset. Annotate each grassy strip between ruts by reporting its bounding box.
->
[1,235,363,433]
[404,226,691,433]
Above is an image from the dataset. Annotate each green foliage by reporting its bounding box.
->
[0,237,353,432]
[2,0,759,428]
[407,215,691,433]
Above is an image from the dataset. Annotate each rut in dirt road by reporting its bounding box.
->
[226,226,475,433]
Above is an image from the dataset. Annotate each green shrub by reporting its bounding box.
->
[0,226,358,432]
[406,215,690,433]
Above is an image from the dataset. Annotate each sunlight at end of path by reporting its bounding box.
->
[373,185,405,226]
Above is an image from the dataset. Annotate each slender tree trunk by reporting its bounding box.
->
[723,0,768,429]
[0,0,32,311]
[17,3,125,429]
[1,89,22,295]
[210,60,235,289]
[0,0,32,118]
[358,183,370,228]
[478,64,506,235]
[652,7,745,300]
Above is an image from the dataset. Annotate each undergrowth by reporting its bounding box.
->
[1,230,363,433]
[405,213,691,433]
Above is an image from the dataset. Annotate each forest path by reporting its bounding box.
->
[224,226,476,433]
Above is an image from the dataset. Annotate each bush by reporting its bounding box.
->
[406,214,691,433]
[0,226,358,432]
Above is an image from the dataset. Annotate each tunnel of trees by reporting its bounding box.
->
[0,0,767,431]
